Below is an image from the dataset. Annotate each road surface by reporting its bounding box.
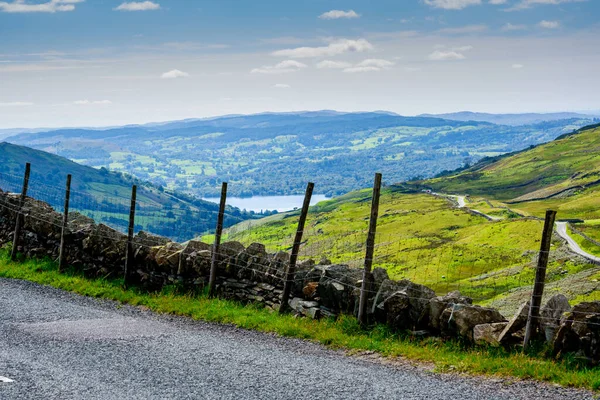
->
[435,193,502,221]
[0,278,594,399]
[555,222,600,264]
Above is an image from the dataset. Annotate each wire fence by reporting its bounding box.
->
[1,167,600,325]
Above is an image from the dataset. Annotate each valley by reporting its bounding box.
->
[5,112,595,198]
[219,124,600,314]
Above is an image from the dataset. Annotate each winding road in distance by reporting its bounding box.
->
[435,192,600,263]
[555,222,600,264]
[0,279,594,400]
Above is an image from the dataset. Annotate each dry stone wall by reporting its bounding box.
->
[1,188,600,364]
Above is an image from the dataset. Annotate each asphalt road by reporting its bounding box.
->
[0,278,595,400]
[555,221,600,264]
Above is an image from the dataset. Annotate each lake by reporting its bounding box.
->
[202,194,331,212]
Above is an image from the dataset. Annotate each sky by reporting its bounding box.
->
[0,0,599,128]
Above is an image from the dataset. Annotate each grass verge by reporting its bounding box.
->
[0,248,599,391]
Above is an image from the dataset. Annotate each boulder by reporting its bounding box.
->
[429,291,472,332]
[289,297,321,319]
[497,301,529,344]
[473,322,509,346]
[373,279,436,331]
[540,294,571,343]
[154,242,183,273]
[553,301,600,364]
[134,231,171,247]
[314,264,362,314]
[178,240,211,275]
[444,304,506,341]
[246,242,267,257]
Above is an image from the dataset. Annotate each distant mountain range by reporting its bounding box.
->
[3,111,597,198]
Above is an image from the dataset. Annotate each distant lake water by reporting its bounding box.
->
[202,194,331,212]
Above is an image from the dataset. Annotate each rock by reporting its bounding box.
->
[134,231,171,247]
[178,240,211,275]
[220,241,245,257]
[446,304,506,341]
[540,294,571,343]
[288,297,321,319]
[553,301,600,364]
[473,322,509,346]
[246,242,266,257]
[372,268,389,290]
[429,291,472,332]
[373,279,436,330]
[497,301,529,344]
[312,264,362,313]
[154,242,183,272]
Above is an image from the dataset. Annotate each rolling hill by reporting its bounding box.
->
[219,123,600,314]
[5,111,594,198]
[413,123,600,204]
[0,142,256,241]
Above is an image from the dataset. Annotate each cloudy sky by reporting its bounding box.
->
[0,0,599,128]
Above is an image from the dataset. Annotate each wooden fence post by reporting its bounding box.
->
[280,182,314,314]
[358,173,382,326]
[11,162,31,261]
[523,209,557,351]
[58,174,72,272]
[208,182,228,297]
[123,185,137,287]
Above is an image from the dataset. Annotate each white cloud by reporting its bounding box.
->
[273,84,291,89]
[0,0,83,13]
[318,9,360,20]
[73,100,112,105]
[437,24,488,34]
[316,60,353,69]
[0,101,34,106]
[160,69,190,79]
[423,0,481,10]
[428,50,466,61]
[343,59,395,73]
[271,38,373,58]
[502,23,527,31]
[251,60,307,74]
[508,0,586,11]
[538,20,560,29]
[489,0,507,3]
[114,1,160,11]
[453,45,474,52]
[512,64,524,68]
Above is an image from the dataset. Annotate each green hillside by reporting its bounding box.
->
[414,124,600,202]
[0,142,254,241]
[220,124,600,314]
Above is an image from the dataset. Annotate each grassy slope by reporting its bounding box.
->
[415,125,600,202]
[1,249,598,391]
[221,125,600,311]
[222,189,599,312]
[0,142,253,240]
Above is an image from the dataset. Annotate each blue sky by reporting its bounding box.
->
[0,0,599,128]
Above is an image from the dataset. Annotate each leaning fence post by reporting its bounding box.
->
[58,174,72,272]
[123,185,137,287]
[11,162,31,261]
[280,182,314,314]
[358,172,382,326]
[208,182,228,297]
[523,209,557,351]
